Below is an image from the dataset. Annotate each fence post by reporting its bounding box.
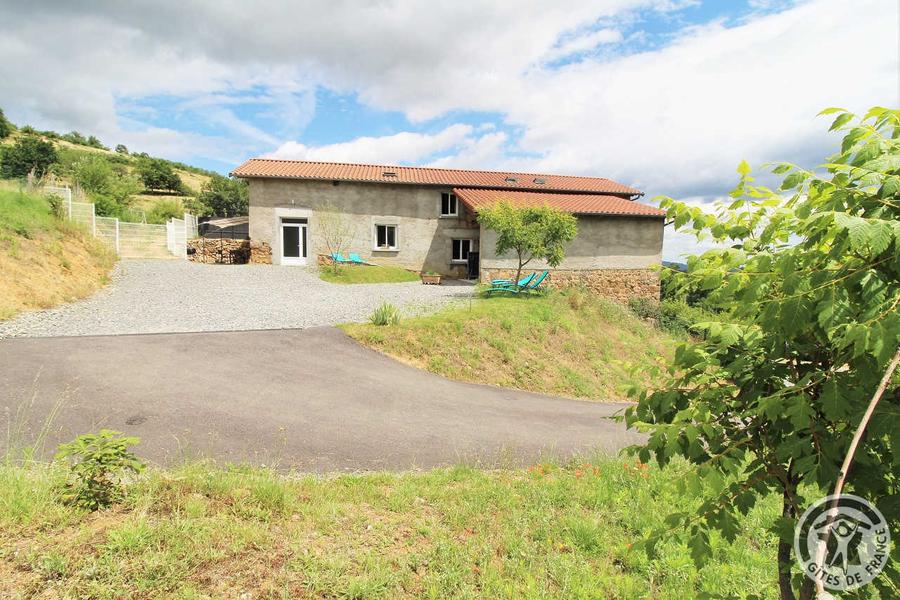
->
[182,214,188,259]
[115,218,120,256]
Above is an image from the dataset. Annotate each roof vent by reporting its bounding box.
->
[533,178,546,184]
[504,176,518,183]
[382,171,397,177]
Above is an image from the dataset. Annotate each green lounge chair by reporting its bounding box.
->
[491,272,535,286]
[331,252,351,263]
[485,270,548,294]
[348,253,370,265]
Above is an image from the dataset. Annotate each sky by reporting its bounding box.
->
[1,0,897,259]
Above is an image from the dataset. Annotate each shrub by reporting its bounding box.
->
[114,144,128,154]
[370,302,401,326]
[55,430,144,510]
[0,107,15,139]
[566,287,589,311]
[147,199,183,224]
[0,135,58,179]
[628,298,711,336]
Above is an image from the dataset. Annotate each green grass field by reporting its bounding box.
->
[342,289,674,401]
[320,264,421,284]
[0,457,779,598]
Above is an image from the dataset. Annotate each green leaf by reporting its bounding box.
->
[737,160,751,176]
[829,112,854,131]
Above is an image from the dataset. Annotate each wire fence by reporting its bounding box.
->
[45,184,197,260]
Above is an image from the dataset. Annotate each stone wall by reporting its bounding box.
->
[247,178,479,273]
[249,240,272,264]
[480,267,660,303]
[188,238,250,264]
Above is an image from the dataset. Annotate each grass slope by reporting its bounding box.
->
[0,188,116,320]
[320,264,420,284]
[0,458,778,598]
[343,290,674,401]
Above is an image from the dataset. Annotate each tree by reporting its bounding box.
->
[0,108,15,139]
[115,144,128,155]
[197,174,248,216]
[317,202,357,274]
[477,201,578,284]
[136,157,182,193]
[0,134,58,179]
[72,156,141,216]
[624,108,899,599]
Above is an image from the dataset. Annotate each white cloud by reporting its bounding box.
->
[0,0,895,252]
[267,124,475,164]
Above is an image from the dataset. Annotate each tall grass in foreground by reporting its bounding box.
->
[0,456,781,598]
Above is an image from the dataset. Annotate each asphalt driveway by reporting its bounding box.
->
[0,327,639,471]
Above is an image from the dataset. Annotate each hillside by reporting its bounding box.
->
[342,289,675,401]
[0,187,115,320]
[0,125,215,223]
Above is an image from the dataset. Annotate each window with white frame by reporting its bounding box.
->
[374,224,398,250]
[451,239,471,263]
[440,192,458,216]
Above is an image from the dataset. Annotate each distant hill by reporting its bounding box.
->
[0,114,222,223]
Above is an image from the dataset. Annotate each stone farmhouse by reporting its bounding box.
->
[231,159,665,301]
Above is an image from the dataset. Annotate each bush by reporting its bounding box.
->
[0,135,58,179]
[370,302,401,326]
[72,156,142,217]
[115,144,128,154]
[628,298,712,336]
[0,107,15,139]
[55,430,144,510]
[147,199,183,224]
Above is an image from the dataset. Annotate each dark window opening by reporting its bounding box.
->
[452,239,471,262]
[376,224,397,249]
[441,192,458,216]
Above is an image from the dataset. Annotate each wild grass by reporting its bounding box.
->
[0,457,779,598]
[319,264,421,284]
[0,187,116,320]
[342,289,674,401]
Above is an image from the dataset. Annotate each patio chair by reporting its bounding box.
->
[348,253,371,265]
[331,252,351,263]
[485,270,548,295]
[491,272,535,286]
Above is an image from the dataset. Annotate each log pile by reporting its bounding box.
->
[249,240,272,264]
[188,238,251,264]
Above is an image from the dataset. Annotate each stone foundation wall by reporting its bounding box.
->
[249,240,272,264]
[188,238,250,264]
[480,268,659,303]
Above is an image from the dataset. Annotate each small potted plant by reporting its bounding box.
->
[421,270,442,285]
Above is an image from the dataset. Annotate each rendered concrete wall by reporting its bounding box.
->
[248,178,479,275]
[479,215,663,271]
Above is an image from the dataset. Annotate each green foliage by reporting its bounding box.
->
[370,302,401,326]
[54,430,144,511]
[625,107,900,598]
[477,201,578,283]
[0,189,56,237]
[114,144,128,155]
[72,155,142,217]
[628,298,714,337]
[0,107,15,139]
[146,199,183,224]
[0,134,58,179]
[198,173,248,216]
[136,157,182,193]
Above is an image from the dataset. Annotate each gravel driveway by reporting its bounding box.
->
[0,260,474,338]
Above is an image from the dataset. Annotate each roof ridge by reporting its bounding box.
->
[246,157,615,183]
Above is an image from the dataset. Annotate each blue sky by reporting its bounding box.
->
[1,0,895,258]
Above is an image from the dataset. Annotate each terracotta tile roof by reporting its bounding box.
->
[453,188,665,217]
[232,158,642,196]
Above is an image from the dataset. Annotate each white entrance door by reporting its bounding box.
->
[281,219,308,265]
